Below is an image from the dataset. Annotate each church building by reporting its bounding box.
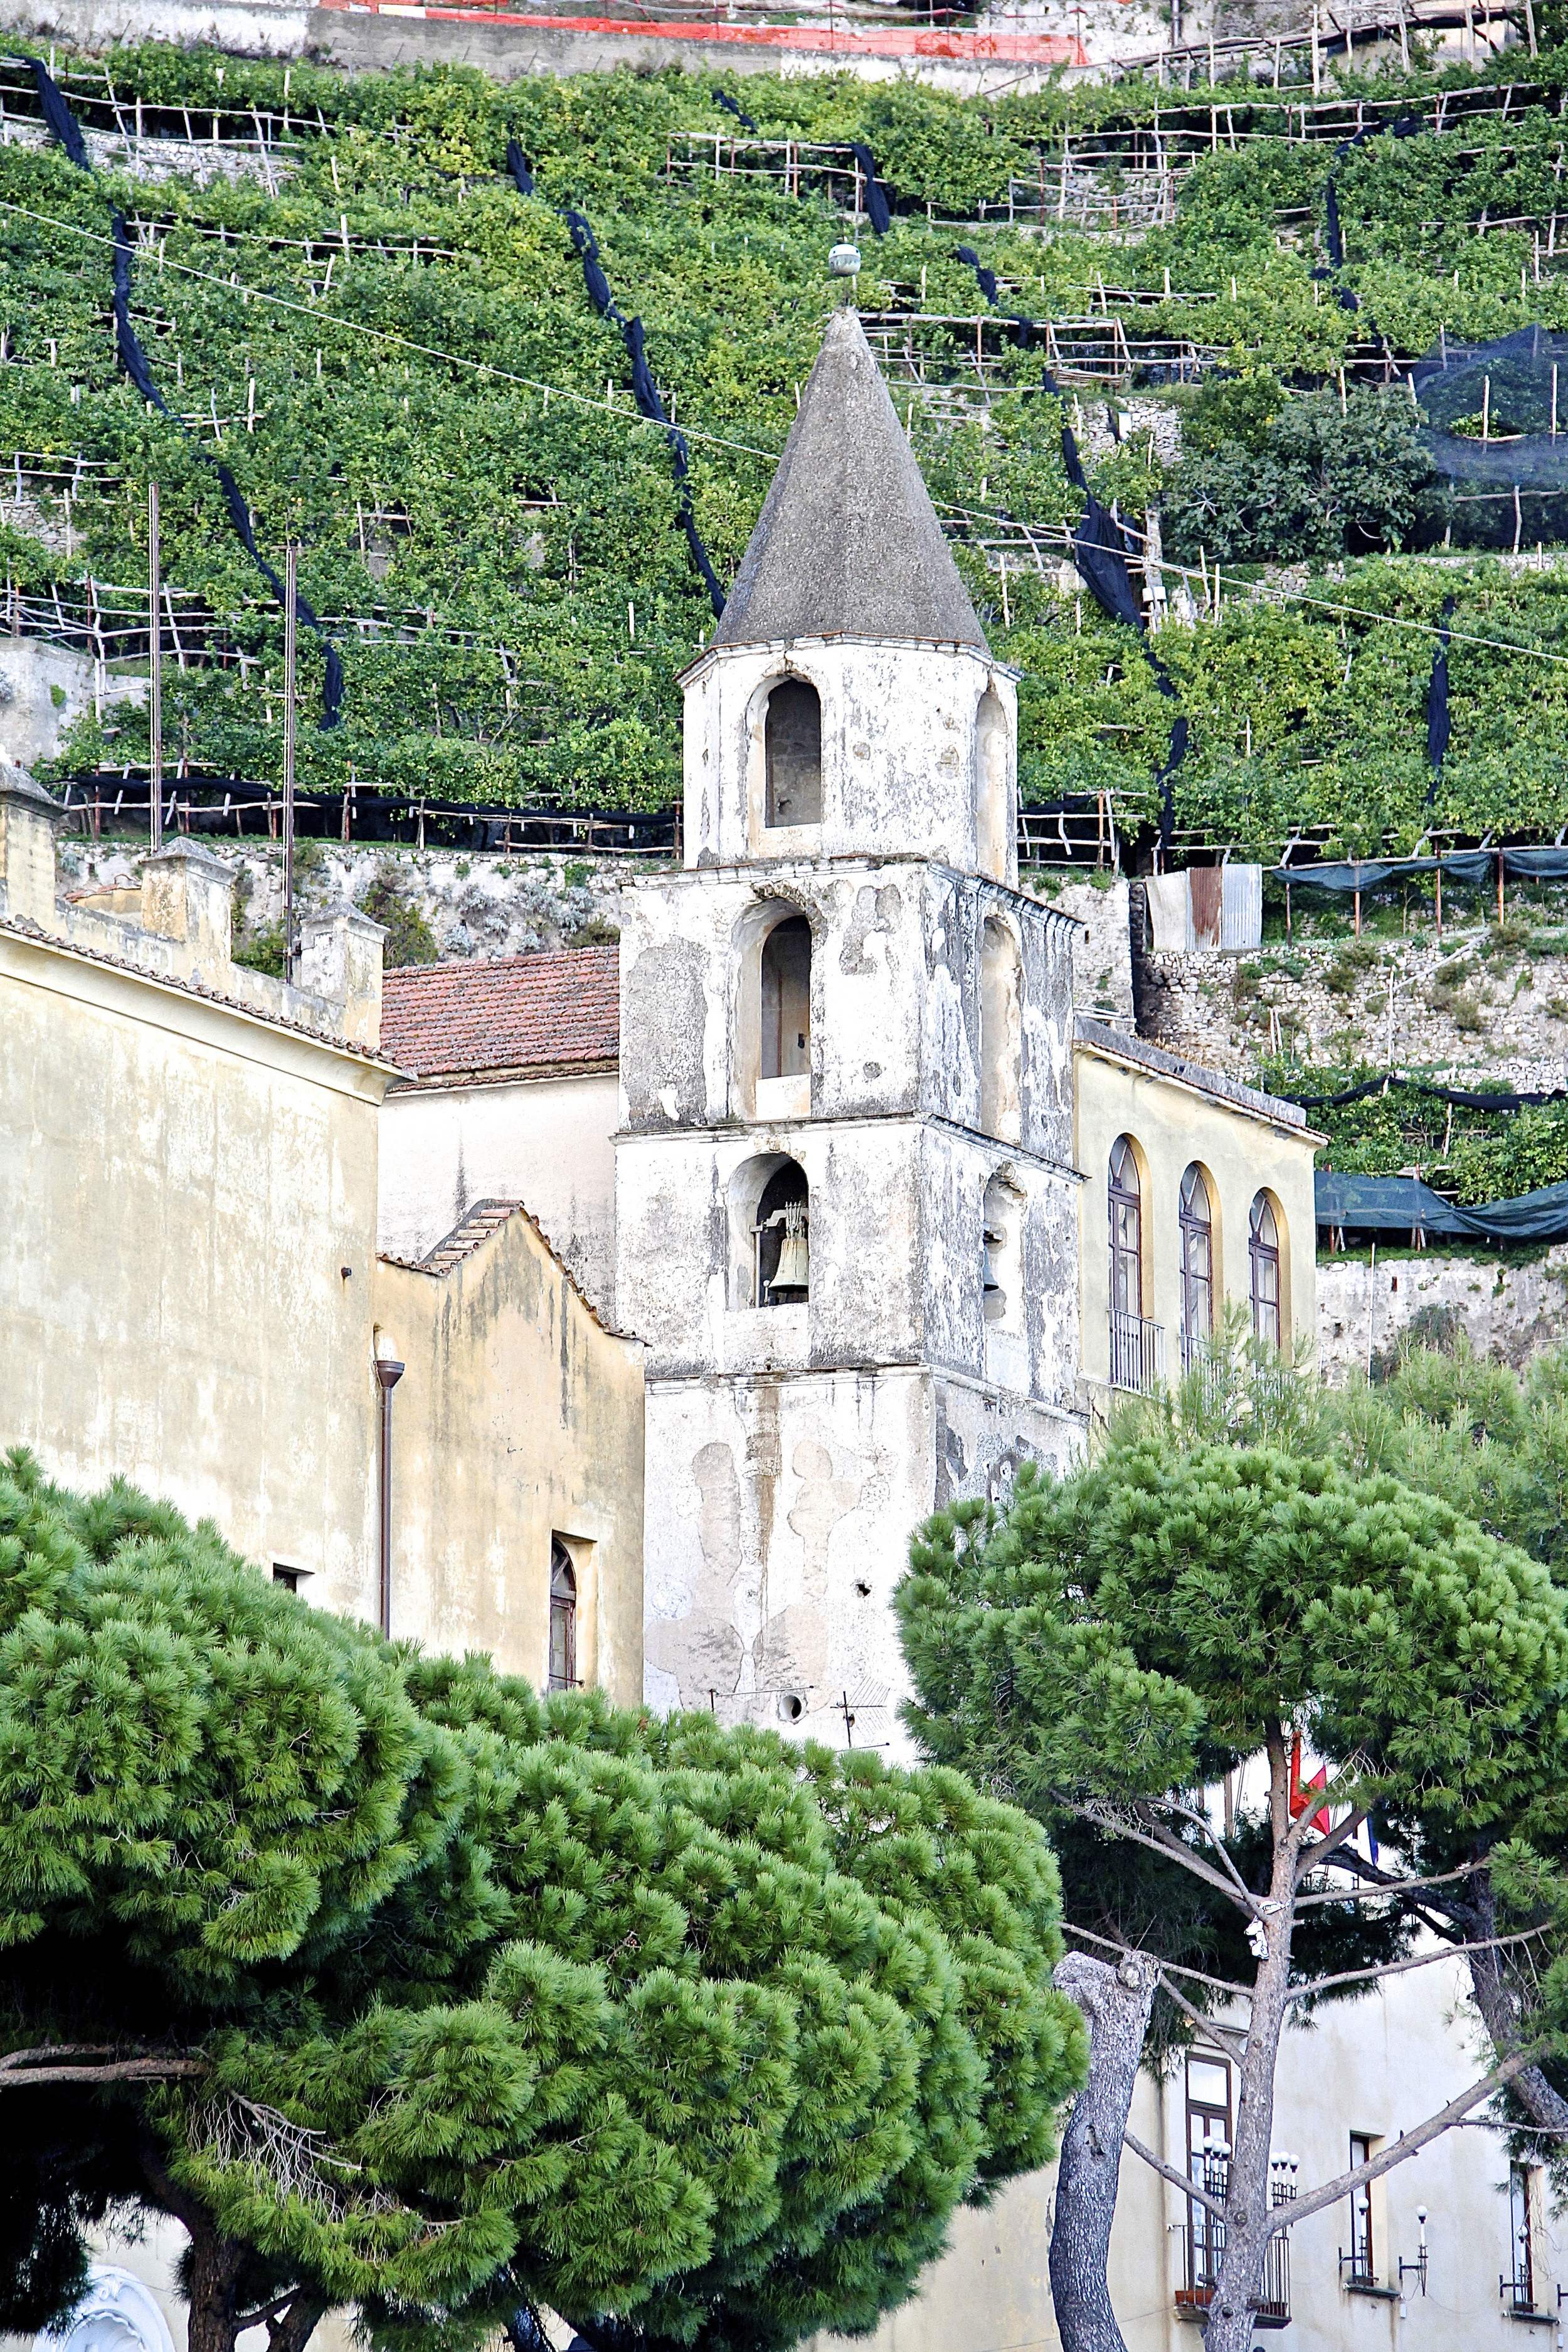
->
[376,302,1321,1754]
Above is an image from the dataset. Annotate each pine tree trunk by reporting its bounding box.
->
[1202,1736,1296,2352]
[1049,1951,1158,2352]
[1464,1869,1568,2136]
[183,2220,248,2352]
[267,2294,327,2352]
[139,2130,249,2352]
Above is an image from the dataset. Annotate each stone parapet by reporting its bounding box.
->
[0,756,386,1057]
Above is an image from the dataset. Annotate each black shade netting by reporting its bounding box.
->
[848,144,892,236]
[712,88,758,134]
[557,203,724,617]
[1414,325,1568,547]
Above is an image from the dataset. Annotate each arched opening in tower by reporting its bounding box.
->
[764,678,822,827]
[760,914,812,1081]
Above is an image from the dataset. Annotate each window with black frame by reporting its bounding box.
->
[1180,2054,1232,2312]
[1179,1163,1214,1367]
[1347,2135,1374,2285]
[1250,1190,1281,1348]
[548,1539,577,1692]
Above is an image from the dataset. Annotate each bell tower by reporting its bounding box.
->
[614,307,1085,1748]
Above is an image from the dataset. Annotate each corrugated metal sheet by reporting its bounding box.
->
[1221,863,1263,951]
[1144,871,1191,952]
[1143,866,1263,956]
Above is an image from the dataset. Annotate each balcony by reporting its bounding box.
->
[1110,1310,1165,1394]
[1177,2225,1290,2330]
[1501,2269,1553,2324]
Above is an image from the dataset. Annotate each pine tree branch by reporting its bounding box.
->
[1157,1971,1249,2066]
[1293,1860,1483,1906]
[1155,1795,1256,1903]
[1057,1798,1258,1912]
[1123,2128,1226,2219]
[236,2296,299,2330]
[1278,2050,1537,2230]
[1285,1927,1544,2003]
[1293,1805,1369,1883]
[1061,1920,1256,2000]
[0,2045,204,2089]
[1463,1873,1568,2144]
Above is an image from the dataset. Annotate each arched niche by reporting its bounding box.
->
[733,898,813,1121]
[975,689,1012,881]
[728,1153,810,1310]
[764,676,822,828]
[980,915,1024,1142]
[983,1168,1024,1336]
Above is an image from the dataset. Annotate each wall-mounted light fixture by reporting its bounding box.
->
[1399,2207,1429,2316]
[373,1327,405,1638]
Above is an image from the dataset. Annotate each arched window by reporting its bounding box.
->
[1108,1136,1142,1321]
[975,690,1012,880]
[765,678,822,827]
[980,917,1023,1142]
[754,1159,810,1306]
[760,914,812,1081]
[548,1539,577,1690]
[1249,1192,1281,1348]
[1179,1164,1214,1359]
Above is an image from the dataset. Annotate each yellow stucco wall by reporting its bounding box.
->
[1,926,387,1616]
[1073,1036,1320,1396]
[1,916,644,1697]
[375,1212,645,1703]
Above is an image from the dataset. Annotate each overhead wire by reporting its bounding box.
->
[0,195,783,467]
[11,199,1568,674]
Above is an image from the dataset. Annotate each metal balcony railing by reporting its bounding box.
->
[1176,2225,1290,2329]
[1501,2265,1540,2316]
[1110,1310,1165,1394]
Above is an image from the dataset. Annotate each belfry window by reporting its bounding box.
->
[765,678,822,827]
[754,1160,810,1305]
[548,1539,577,1690]
[1250,1192,1282,1348]
[760,915,812,1080]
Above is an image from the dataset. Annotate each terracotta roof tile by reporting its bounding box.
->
[380,946,620,1082]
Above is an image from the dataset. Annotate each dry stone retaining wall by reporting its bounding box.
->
[1318,1246,1568,1380]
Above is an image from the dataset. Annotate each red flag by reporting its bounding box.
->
[1289,1735,1332,1835]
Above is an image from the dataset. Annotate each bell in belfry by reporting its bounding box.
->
[982,1227,1004,1298]
[765,1197,810,1302]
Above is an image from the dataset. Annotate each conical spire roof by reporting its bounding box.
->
[711,307,988,654]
